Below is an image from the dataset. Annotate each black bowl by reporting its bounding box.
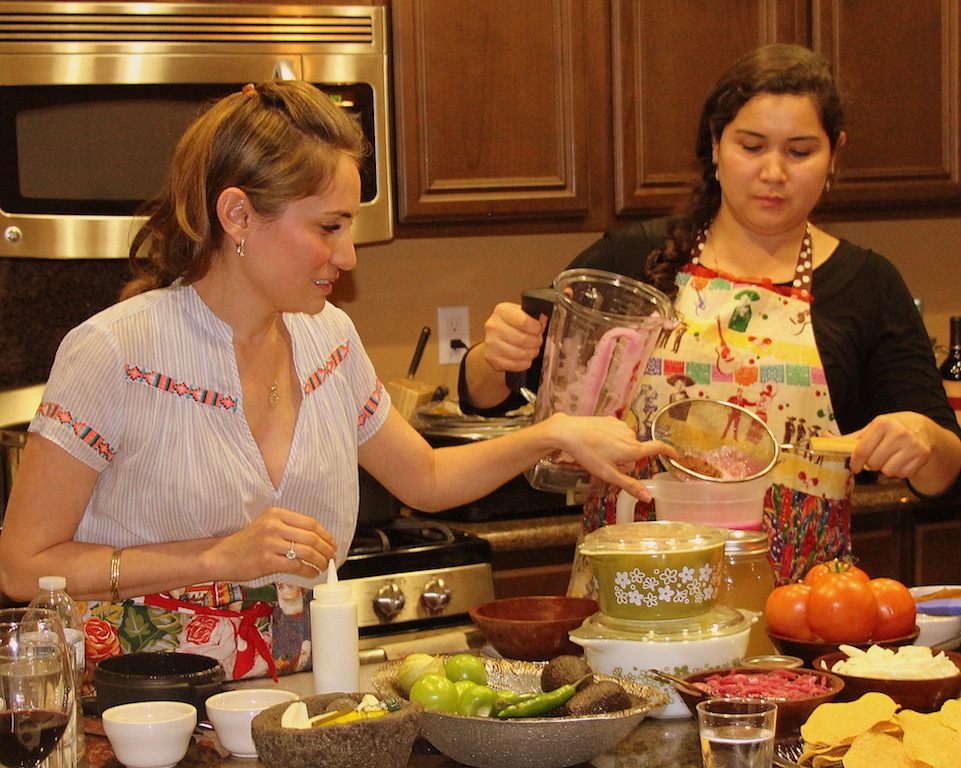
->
[94,651,225,718]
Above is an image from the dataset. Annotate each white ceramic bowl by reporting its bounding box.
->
[911,585,961,649]
[206,688,299,758]
[569,607,754,718]
[102,700,197,768]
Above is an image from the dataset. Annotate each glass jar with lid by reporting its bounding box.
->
[716,530,776,656]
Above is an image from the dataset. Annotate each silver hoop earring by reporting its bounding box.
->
[236,237,245,258]
[713,165,719,182]
[824,178,832,193]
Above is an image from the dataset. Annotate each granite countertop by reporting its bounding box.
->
[83,669,705,768]
[433,476,922,557]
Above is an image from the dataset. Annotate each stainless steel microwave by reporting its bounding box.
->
[0,2,393,259]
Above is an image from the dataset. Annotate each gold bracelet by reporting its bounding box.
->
[109,547,123,602]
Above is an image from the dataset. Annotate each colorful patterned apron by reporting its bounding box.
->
[76,581,312,690]
[569,256,853,595]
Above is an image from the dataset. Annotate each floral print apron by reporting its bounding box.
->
[569,258,853,596]
[76,581,312,690]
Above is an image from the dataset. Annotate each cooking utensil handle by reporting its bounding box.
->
[506,287,555,394]
[407,326,431,379]
[808,436,860,455]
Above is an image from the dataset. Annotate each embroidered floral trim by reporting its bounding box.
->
[304,341,350,394]
[36,402,117,461]
[124,365,238,411]
[358,379,384,427]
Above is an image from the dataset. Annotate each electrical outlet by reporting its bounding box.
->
[437,306,470,365]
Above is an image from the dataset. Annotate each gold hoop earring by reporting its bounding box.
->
[236,237,245,258]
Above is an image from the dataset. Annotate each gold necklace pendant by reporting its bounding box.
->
[267,380,281,407]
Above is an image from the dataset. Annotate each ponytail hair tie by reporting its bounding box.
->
[242,83,257,98]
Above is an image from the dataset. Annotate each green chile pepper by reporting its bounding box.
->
[494,683,578,719]
[493,690,537,705]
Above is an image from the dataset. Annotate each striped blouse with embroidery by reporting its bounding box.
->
[31,283,389,589]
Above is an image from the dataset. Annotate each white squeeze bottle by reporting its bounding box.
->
[311,559,360,694]
[28,575,85,768]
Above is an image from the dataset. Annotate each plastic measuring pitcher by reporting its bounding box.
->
[525,268,673,493]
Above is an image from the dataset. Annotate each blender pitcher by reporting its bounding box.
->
[525,268,674,493]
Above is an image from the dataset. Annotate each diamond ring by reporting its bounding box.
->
[285,540,297,560]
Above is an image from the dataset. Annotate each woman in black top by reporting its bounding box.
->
[459,44,961,586]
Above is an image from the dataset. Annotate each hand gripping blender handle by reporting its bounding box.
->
[505,287,555,394]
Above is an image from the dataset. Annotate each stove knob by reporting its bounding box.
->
[421,578,451,614]
[373,582,406,621]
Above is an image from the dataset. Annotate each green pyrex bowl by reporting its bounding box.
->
[579,521,727,621]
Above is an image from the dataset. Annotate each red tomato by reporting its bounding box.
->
[869,578,917,640]
[803,560,869,586]
[806,572,880,642]
[764,583,815,640]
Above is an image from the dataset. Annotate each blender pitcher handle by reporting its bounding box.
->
[505,287,555,395]
[615,486,655,525]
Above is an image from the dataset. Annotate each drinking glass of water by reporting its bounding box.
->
[696,698,777,768]
[0,608,74,768]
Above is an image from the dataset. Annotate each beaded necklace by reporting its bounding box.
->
[691,223,814,296]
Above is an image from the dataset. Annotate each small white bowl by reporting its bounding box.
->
[206,688,299,758]
[102,700,197,768]
[911,585,961,649]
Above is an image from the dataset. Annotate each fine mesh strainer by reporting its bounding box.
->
[650,399,781,483]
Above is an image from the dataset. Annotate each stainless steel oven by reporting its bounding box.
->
[0,1,393,259]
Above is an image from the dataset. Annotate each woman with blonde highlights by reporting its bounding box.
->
[0,80,671,679]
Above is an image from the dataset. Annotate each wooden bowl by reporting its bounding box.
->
[469,596,598,661]
[676,666,845,739]
[766,626,920,668]
[813,650,961,713]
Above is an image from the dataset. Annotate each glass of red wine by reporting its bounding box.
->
[0,608,74,768]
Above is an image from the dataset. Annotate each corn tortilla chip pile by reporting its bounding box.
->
[798,692,961,768]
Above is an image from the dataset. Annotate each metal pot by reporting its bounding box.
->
[94,652,225,718]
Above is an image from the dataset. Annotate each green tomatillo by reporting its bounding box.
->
[453,680,499,717]
[444,653,488,686]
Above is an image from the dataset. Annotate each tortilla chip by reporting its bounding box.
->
[810,755,845,768]
[800,692,901,747]
[843,731,916,768]
[899,708,961,768]
[940,697,961,734]
[799,743,846,766]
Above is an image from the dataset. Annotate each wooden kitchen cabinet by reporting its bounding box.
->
[390,0,600,229]
[914,508,961,586]
[610,0,961,218]
[612,0,807,216]
[811,0,961,215]
[390,0,961,235]
[849,506,912,584]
